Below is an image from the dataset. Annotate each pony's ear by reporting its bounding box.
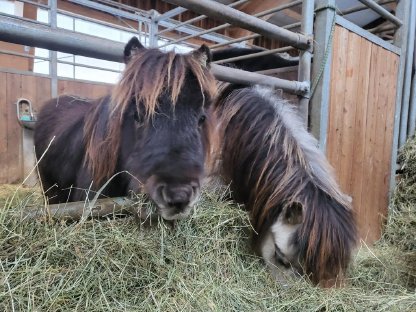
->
[124,37,145,64]
[283,202,304,225]
[192,44,212,67]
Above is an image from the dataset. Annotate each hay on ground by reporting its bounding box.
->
[1,135,416,311]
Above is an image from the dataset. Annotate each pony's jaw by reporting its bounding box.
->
[144,176,201,220]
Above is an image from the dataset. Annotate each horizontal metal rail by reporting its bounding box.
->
[0,11,50,26]
[357,0,402,26]
[157,0,249,35]
[159,0,302,48]
[164,0,310,50]
[0,49,49,61]
[212,46,294,64]
[94,0,149,15]
[18,0,50,9]
[341,0,396,16]
[67,0,243,47]
[0,14,305,94]
[0,15,125,62]
[68,0,151,23]
[210,21,301,50]
[211,64,308,94]
[57,60,122,73]
[156,7,188,21]
[368,23,397,34]
[57,9,140,33]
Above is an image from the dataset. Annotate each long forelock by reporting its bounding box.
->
[111,49,216,120]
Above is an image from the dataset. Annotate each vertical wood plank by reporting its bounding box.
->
[35,76,52,112]
[368,45,390,242]
[21,75,39,186]
[0,72,8,183]
[377,50,400,229]
[349,37,372,239]
[338,31,362,194]
[6,73,23,183]
[327,26,349,180]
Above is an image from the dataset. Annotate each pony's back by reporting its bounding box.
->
[212,85,357,286]
[34,95,114,203]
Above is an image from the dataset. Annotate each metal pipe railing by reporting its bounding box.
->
[18,0,50,9]
[212,46,294,64]
[163,0,310,50]
[0,14,306,94]
[211,64,308,95]
[0,11,50,26]
[158,1,302,49]
[94,0,149,16]
[389,0,411,193]
[157,0,249,35]
[357,0,402,27]
[57,9,141,33]
[0,15,125,62]
[0,49,49,61]
[368,23,397,34]
[68,0,151,23]
[400,0,416,145]
[341,0,395,16]
[209,21,301,50]
[156,7,188,21]
[298,0,315,125]
[0,48,122,75]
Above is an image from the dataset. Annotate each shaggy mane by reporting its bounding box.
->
[213,85,357,286]
[84,48,217,186]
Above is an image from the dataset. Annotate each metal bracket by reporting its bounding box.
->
[16,98,37,130]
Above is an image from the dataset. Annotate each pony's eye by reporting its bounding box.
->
[198,115,206,126]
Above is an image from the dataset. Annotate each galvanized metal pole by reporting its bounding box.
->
[357,0,402,26]
[149,10,159,48]
[310,0,336,151]
[0,15,125,62]
[399,0,416,146]
[163,0,311,50]
[211,64,309,95]
[298,0,314,126]
[49,0,58,98]
[407,30,416,136]
[390,0,411,193]
[0,15,307,94]
[406,0,416,136]
[158,1,302,48]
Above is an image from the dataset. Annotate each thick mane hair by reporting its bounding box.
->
[83,47,217,186]
[212,85,357,286]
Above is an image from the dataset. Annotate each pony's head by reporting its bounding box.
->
[85,37,217,220]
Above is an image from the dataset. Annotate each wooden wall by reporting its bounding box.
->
[327,25,399,243]
[0,72,113,184]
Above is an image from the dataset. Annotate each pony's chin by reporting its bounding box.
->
[157,206,193,220]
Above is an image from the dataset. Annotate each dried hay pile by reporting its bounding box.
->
[1,139,416,311]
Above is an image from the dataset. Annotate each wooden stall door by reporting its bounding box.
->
[326,25,399,244]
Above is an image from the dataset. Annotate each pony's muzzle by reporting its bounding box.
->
[161,184,194,211]
[146,178,200,220]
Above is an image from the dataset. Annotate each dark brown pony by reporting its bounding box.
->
[34,37,216,220]
[211,84,357,287]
